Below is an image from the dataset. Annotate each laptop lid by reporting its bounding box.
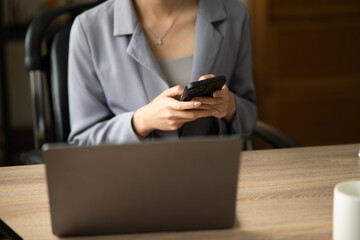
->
[43,137,242,237]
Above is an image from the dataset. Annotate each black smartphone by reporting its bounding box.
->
[179,75,226,101]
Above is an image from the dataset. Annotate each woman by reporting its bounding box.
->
[67,0,257,144]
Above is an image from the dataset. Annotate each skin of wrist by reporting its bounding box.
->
[132,108,153,138]
[224,92,236,123]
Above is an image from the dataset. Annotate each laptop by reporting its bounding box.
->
[43,137,242,237]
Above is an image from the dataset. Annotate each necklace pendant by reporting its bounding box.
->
[157,39,163,45]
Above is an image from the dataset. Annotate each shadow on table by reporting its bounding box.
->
[60,225,270,240]
[61,231,269,240]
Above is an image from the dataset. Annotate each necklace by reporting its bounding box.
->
[143,1,184,46]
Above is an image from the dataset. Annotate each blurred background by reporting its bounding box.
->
[0,0,359,166]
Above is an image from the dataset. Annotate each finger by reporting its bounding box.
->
[198,74,216,81]
[213,85,229,98]
[162,85,184,97]
[193,103,223,111]
[192,96,222,105]
[213,89,226,98]
[211,110,226,118]
[172,109,217,121]
[170,99,202,111]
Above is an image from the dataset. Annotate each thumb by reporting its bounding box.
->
[198,74,216,81]
[161,85,184,97]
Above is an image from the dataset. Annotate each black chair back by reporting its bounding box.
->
[23,2,103,164]
[50,26,71,142]
[25,1,102,149]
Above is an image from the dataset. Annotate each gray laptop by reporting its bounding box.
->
[43,137,242,237]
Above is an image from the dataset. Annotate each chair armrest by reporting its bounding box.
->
[253,120,301,148]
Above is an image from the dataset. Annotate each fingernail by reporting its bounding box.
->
[212,111,219,115]
[194,102,201,107]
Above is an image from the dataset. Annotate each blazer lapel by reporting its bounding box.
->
[113,0,168,101]
[126,25,165,84]
[126,25,169,101]
[112,0,227,98]
[190,0,227,82]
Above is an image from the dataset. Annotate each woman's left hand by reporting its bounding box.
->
[193,74,236,124]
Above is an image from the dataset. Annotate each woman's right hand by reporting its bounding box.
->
[132,85,214,138]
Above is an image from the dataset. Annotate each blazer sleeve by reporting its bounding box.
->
[219,8,257,138]
[67,17,140,145]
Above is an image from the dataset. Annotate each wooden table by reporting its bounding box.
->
[1,144,359,240]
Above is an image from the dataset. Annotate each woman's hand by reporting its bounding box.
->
[193,74,236,124]
[132,85,216,138]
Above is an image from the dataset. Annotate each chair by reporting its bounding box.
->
[23,1,300,164]
[244,121,300,150]
[23,1,103,164]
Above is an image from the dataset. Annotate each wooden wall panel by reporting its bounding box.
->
[278,27,360,80]
[249,0,360,146]
[270,0,360,18]
[264,94,360,146]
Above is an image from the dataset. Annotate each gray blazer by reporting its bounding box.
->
[68,0,257,145]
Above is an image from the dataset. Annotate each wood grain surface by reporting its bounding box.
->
[0,144,359,239]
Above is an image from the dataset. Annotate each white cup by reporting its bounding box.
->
[333,180,360,240]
